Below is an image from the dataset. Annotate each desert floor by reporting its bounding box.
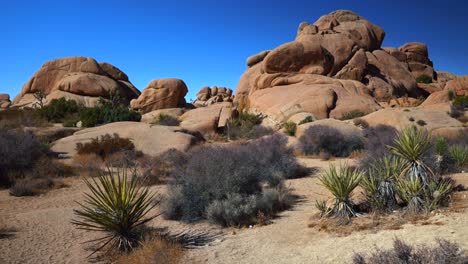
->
[1,158,467,264]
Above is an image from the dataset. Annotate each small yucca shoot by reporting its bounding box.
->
[72,167,158,256]
[426,178,454,211]
[395,177,425,214]
[319,164,362,224]
[388,126,434,186]
[448,145,468,171]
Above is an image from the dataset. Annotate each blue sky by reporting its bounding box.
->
[2,0,467,101]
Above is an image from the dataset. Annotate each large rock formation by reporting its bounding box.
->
[195,86,234,106]
[421,76,468,107]
[130,78,187,114]
[234,10,446,124]
[51,121,203,160]
[13,57,140,107]
[179,102,234,134]
[0,94,11,109]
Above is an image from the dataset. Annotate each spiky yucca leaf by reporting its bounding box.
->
[427,178,454,211]
[395,177,425,213]
[72,167,158,256]
[388,126,432,163]
[319,164,362,224]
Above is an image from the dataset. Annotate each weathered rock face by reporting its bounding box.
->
[234,10,452,124]
[0,93,11,109]
[51,122,203,161]
[179,102,234,134]
[195,86,233,106]
[421,76,468,107]
[13,57,140,108]
[130,78,188,114]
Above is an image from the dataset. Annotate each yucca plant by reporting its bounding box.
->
[387,126,434,186]
[448,145,468,171]
[72,167,158,256]
[426,177,454,211]
[395,177,425,214]
[361,156,406,212]
[319,164,362,224]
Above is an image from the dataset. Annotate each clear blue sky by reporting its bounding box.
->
[2,0,467,101]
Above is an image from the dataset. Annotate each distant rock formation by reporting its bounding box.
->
[195,86,233,106]
[13,57,140,108]
[0,93,11,109]
[234,10,459,124]
[130,78,188,114]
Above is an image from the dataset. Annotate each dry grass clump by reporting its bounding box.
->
[352,238,467,264]
[115,237,184,264]
[224,112,274,140]
[76,133,138,161]
[138,149,187,185]
[150,113,180,126]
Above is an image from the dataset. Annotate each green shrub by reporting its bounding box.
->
[352,238,468,264]
[298,125,364,157]
[76,133,136,161]
[448,145,468,170]
[447,90,455,101]
[452,95,468,108]
[283,121,296,136]
[225,112,273,139]
[36,98,83,123]
[72,167,157,255]
[80,104,141,127]
[340,110,366,120]
[415,74,432,84]
[318,164,362,224]
[298,116,314,125]
[151,114,180,126]
[435,137,449,156]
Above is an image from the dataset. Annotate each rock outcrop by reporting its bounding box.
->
[0,93,11,109]
[179,102,234,134]
[130,78,187,114]
[421,76,468,107]
[234,10,449,124]
[51,122,203,160]
[13,57,140,108]
[195,86,234,106]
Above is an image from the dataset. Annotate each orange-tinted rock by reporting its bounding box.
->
[130,78,187,114]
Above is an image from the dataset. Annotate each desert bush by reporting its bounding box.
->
[359,125,398,168]
[415,74,432,84]
[0,129,48,186]
[9,178,55,197]
[0,108,49,129]
[298,116,314,125]
[163,134,300,225]
[452,95,468,108]
[80,104,141,127]
[72,153,103,176]
[448,145,468,171]
[72,167,158,255]
[151,113,180,126]
[297,125,364,157]
[283,121,296,136]
[318,164,362,224]
[36,98,82,123]
[225,112,273,139]
[139,149,187,185]
[448,90,455,101]
[352,238,467,264]
[340,110,366,120]
[417,120,427,126]
[75,133,136,161]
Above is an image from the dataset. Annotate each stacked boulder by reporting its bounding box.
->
[195,86,233,106]
[13,57,140,108]
[234,10,452,123]
[0,94,11,109]
[130,78,188,114]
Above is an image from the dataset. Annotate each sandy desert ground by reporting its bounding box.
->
[1,158,467,264]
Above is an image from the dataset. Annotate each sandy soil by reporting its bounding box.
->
[0,158,467,264]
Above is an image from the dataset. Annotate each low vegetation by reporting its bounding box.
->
[298,116,314,125]
[353,238,467,264]
[415,74,432,84]
[138,149,187,185]
[340,110,366,120]
[72,167,158,255]
[75,133,141,163]
[225,112,273,140]
[448,145,468,171]
[297,125,364,157]
[150,113,180,126]
[163,134,302,226]
[283,121,296,136]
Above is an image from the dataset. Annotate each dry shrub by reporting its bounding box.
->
[9,178,67,197]
[139,149,187,185]
[76,133,136,161]
[115,238,184,264]
[72,153,103,176]
[353,238,467,264]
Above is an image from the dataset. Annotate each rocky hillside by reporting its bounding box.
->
[234,10,466,124]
